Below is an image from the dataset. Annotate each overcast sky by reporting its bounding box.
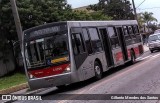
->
[67,0,160,22]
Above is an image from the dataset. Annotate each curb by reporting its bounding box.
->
[0,83,28,94]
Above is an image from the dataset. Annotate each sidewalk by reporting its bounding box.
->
[143,44,149,52]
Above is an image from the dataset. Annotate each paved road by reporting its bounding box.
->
[14,50,160,103]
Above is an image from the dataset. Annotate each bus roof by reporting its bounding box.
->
[67,20,138,27]
[23,20,138,36]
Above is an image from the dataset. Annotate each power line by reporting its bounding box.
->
[136,0,146,8]
[138,7,160,10]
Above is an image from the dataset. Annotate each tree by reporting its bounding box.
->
[137,12,158,33]
[89,0,134,20]
[0,0,15,62]
[140,11,157,26]
[71,10,112,20]
[89,11,112,20]
[17,0,72,30]
[137,13,145,28]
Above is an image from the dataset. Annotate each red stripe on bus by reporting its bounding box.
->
[116,46,140,62]
[134,47,140,55]
[115,52,123,62]
[28,63,70,78]
[127,49,131,57]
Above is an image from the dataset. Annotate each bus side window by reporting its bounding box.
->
[133,25,139,34]
[128,25,137,44]
[123,26,131,40]
[88,28,103,53]
[128,26,134,34]
[132,25,141,43]
[123,26,132,46]
[108,27,120,49]
[82,28,93,54]
[72,33,85,55]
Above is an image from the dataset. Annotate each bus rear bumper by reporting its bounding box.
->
[28,73,72,90]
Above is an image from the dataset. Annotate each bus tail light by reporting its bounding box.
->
[28,73,35,79]
[63,64,71,73]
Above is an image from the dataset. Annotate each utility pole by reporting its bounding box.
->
[132,0,138,21]
[10,0,23,43]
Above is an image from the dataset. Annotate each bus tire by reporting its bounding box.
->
[56,85,66,89]
[130,50,136,64]
[94,61,103,80]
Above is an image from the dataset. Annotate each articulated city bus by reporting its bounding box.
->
[22,20,144,90]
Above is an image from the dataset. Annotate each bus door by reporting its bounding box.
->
[98,28,114,67]
[71,28,88,70]
[116,27,128,61]
[71,27,95,80]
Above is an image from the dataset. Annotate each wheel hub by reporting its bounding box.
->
[95,66,101,75]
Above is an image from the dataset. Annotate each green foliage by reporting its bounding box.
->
[1,0,16,39]
[90,11,112,20]
[137,12,158,31]
[71,10,112,20]
[137,13,145,28]
[0,72,26,90]
[139,12,157,26]
[89,0,134,20]
[17,0,73,29]
[137,12,158,32]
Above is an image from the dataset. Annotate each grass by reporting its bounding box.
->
[0,72,27,90]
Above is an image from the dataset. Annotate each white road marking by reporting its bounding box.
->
[152,53,160,58]
[136,55,152,61]
[137,53,160,61]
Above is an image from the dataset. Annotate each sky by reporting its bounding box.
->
[67,0,160,22]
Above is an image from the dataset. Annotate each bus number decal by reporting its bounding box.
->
[28,63,69,78]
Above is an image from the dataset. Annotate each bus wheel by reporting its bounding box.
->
[130,50,136,64]
[150,50,153,53]
[94,61,103,80]
[56,85,66,89]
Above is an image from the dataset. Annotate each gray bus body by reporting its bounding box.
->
[22,20,143,90]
